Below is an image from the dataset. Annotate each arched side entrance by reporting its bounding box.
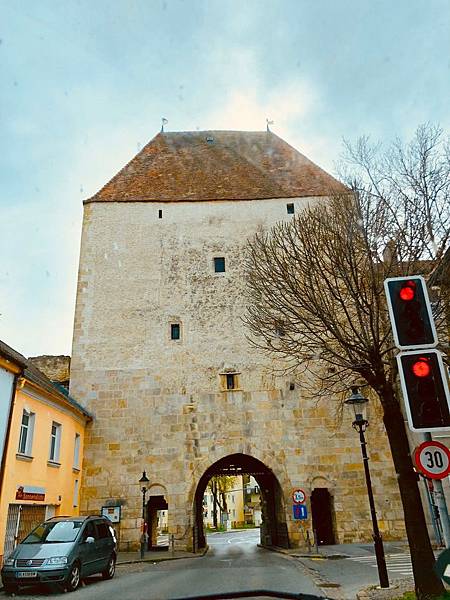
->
[193,453,289,550]
[146,484,169,551]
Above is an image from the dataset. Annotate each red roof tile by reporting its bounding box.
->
[86,130,347,203]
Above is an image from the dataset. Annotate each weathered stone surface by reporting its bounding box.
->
[28,355,71,388]
[71,187,406,551]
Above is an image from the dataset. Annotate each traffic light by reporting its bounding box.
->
[397,349,450,432]
[384,276,437,349]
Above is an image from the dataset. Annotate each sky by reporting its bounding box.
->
[1,0,449,358]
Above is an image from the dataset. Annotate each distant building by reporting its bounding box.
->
[203,476,245,528]
[0,340,90,565]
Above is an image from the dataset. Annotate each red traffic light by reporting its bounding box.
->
[412,358,431,378]
[399,281,416,301]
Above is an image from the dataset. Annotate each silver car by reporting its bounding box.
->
[1,515,116,594]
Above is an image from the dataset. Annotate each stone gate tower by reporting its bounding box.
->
[70,130,405,551]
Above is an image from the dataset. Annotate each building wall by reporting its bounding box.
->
[28,356,71,389]
[70,198,406,550]
[0,382,86,563]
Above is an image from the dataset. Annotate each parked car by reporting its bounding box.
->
[1,515,116,594]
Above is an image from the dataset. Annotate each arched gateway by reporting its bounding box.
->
[194,454,288,550]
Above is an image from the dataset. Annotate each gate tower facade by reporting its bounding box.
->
[70,130,405,550]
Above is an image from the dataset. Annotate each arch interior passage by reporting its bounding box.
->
[194,454,289,550]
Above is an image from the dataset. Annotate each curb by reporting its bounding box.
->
[258,544,343,560]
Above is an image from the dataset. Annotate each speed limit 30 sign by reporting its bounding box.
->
[414,441,450,480]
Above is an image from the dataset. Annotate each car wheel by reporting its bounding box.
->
[65,562,81,592]
[102,555,116,580]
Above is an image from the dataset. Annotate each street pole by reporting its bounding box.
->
[356,422,390,589]
[139,470,150,559]
[424,432,450,547]
[140,484,147,558]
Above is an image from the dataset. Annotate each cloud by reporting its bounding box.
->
[204,80,317,134]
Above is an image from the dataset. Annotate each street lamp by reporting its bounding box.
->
[345,386,390,589]
[139,471,150,559]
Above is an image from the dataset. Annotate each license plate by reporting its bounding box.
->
[17,571,37,578]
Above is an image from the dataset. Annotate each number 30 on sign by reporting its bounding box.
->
[414,441,450,480]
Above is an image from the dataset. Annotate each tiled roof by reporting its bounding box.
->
[0,339,91,419]
[86,130,347,203]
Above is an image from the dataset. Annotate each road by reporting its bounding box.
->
[0,529,323,599]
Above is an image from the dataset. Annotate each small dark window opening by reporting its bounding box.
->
[158,209,163,219]
[171,323,180,340]
[275,320,286,337]
[214,257,226,273]
[287,203,295,214]
[226,374,235,390]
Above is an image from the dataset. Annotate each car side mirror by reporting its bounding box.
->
[85,536,95,544]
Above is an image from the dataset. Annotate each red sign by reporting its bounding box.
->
[414,441,450,480]
[16,486,45,501]
[292,489,306,504]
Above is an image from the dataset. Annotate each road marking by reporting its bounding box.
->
[346,553,413,577]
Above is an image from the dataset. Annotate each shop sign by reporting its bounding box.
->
[16,485,46,501]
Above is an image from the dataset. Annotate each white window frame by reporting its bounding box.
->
[73,433,81,469]
[49,422,62,462]
[18,410,35,456]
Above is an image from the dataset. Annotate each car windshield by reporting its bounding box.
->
[22,521,84,544]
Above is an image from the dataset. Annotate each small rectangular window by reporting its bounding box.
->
[171,323,180,340]
[158,209,163,219]
[214,257,226,273]
[18,410,35,455]
[73,480,79,507]
[49,422,62,462]
[226,374,235,390]
[73,433,81,469]
[287,203,294,214]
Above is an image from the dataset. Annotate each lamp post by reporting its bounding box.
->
[345,386,389,589]
[139,471,150,559]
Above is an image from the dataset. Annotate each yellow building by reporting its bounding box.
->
[0,340,91,565]
[203,476,245,528]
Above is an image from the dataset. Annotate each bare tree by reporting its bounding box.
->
[208,476,236,529]
[244,124,449,598]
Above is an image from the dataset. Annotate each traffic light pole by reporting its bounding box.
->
[424,433,450,548]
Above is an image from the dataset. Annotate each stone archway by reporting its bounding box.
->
[146,484,169,551]
[193,453,288,550]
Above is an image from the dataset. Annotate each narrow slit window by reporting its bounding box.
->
[214,257,226,273]
[287,203,295,215]
[158,209,163,219]
[171,323,180,340]
[226,374,235,390]
[49,422,62,462]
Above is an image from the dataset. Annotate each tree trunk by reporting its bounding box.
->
[382,392,445,597]
[212,481,218,529]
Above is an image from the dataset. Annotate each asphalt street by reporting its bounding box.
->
[0,529,323,600]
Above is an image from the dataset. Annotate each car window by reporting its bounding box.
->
[22,521,84,544]
[94,520,111,539]
[83,522,97,540]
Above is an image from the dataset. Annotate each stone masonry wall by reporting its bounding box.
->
[70,198,405,550]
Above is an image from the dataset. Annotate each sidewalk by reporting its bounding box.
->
[116,546,208,565]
